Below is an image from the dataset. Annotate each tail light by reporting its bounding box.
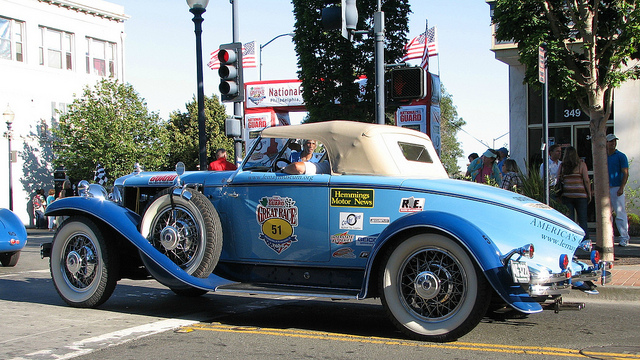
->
[10,239,20,245]
[522,244,534,259]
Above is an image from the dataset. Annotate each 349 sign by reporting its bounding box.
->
[564,109,582,118]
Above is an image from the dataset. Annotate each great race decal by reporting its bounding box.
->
[256,196,298,254]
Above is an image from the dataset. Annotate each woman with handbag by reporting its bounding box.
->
[558,146,592,240]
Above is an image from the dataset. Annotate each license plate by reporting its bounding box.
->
[510,260,530,283]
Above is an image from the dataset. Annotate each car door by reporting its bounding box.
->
[223,170,331,263]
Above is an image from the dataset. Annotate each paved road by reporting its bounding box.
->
[2,231,640,360]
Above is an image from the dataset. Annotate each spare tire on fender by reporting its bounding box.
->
[140,188,222,286]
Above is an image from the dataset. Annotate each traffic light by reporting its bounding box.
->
[218,42,244,103]
[321,0,358,41]
[389,67,426,101]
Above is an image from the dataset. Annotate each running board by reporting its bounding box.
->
[215,283,361,300]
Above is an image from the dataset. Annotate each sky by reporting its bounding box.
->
[108,0,509,170]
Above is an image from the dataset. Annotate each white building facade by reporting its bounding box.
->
[0,0,127,225]
[487,1,640,221]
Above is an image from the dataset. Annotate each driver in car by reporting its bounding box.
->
[290,139,324,162]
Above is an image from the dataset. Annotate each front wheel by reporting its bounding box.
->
[50,216,118,307]
[380,233,490,342]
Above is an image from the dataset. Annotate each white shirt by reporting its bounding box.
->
[540,159,562,185]
[304,161,331,175]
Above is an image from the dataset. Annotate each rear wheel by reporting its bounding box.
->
[0,251,20,267]
[140,188,222,295]
[380,233,490,342]
[50,217,118,307]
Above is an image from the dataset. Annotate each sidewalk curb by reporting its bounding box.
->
[564,285,640,302]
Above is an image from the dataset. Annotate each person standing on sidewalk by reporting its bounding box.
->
[558,147,592,240]
[540,144,563,187]
[606,134,630,246]
[46,189,56,231]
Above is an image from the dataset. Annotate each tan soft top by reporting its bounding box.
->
[261,121,448,178]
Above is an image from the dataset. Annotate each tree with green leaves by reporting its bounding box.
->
[164,94,234,171]
[292,0,410,123]
[439,86,466,175]
[53,79,169,185]
[493,0,640,260]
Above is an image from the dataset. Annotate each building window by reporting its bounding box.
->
[0,16,25,62]
[86,37,116,77]
[39,26,73,70]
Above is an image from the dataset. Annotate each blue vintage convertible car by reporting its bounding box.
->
[1,208,27,267]
[43,121,607,342]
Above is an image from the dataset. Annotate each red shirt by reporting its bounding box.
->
[208,157,237,171]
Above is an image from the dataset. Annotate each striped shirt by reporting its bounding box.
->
[562,173,588,198]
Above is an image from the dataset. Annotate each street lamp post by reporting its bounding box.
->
[3,104,15,211]
[259,33,294,81]
[492,131,509,149]
[187,0,209,170]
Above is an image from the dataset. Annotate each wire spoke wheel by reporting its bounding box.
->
[140,188,222,296]
[50,216,118,308]
[399,248,467,321]
[380,233,490,342]
[148,205,202,271]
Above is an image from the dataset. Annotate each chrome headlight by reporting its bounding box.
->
[77,180,108,200]
[110,185,123,205]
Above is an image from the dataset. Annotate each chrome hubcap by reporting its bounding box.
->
[414,271,440,300]
[160,226,180,251]
[66,251,82,275]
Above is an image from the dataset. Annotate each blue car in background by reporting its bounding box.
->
[0,208,27,267]
[43,121,608,342]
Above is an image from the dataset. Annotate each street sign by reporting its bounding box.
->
[538,46,546,83]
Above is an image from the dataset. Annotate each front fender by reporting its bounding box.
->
[0,208,27,252]
[45,197,235,291]
[364,211,542,313]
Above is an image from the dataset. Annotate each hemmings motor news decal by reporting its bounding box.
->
[399,197,425,212]
[330,188,374,208]
[256,196,298,254]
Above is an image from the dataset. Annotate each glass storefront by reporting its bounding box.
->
[527,87,614,229]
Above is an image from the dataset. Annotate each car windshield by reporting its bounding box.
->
[242,137,326,171]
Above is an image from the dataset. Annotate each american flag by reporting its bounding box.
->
[402,26,438,63]
[242,41,256,68]
[207,41,256,70]
[401,33,426,62]
[425,26,438,57]
[94,163,107,186]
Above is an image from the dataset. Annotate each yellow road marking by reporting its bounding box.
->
[177,323,640,359]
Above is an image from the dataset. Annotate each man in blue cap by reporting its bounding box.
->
[606,134,630,246]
